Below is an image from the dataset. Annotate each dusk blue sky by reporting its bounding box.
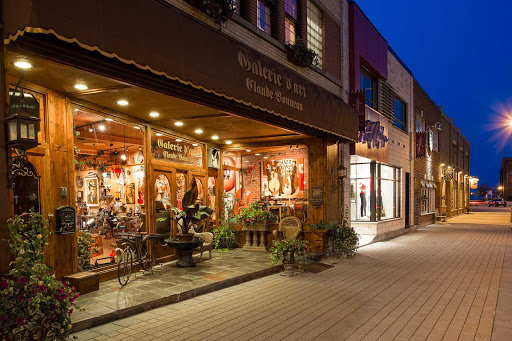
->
[355,0,512,187]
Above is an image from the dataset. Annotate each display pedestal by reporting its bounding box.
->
[165,238,204,267]
[242,228,267,251]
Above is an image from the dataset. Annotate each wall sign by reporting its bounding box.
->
[310,185,323,208]
[444,168,454,181]
[55,206,76,234]
[359,120,388,149]
[151,132,202,167]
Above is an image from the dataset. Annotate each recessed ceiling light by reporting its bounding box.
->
[194,129,203,134]
[117,100,129,106]
[14,61,32,69]
[121,154,127,161]
[89,128,93,132]
[156,133,163,136]
[149,112,159,117]
[225,141,232,145]
[263,156,268,159]
[246,149,252,152]
[211,135,219,140]
[192,143,199,146]
[98,124,106,131]
[245,160,249,163]
[175,121,184,126]
[105,118,113,121]
[176,139,182,142]
[74,84,88,90]
[134,126,140,130]
[255,153,260,156]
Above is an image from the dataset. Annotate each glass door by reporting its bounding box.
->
[154,170,174,260]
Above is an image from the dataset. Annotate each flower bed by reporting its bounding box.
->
[0,213,79,341]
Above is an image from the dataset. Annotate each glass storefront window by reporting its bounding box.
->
[176,172,186,210]
[351,160,401,222]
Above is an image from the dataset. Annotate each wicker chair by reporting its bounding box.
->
[194,231,214,261]
[273,216,302,240]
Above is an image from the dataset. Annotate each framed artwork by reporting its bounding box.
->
[76,191,83,203]
[260,158,304,199]
[126,183,136,204]
[76,175,83,189]
[85,177,99,207]
[207,147,220,169]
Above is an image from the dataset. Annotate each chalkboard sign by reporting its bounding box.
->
[56,206,76,234]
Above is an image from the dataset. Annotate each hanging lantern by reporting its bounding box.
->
[6,76,40,151]
[337,164,347,179]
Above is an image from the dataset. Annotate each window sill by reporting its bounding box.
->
[420,212,434,216]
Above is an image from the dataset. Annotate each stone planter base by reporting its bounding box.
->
[242,226,267,251]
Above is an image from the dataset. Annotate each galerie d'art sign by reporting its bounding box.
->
[151,134,202,167]
[238,50,306,112]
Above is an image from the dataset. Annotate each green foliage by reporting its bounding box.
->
[268,239,308,270]
[285,39,319,67]
[309,220,360,258]
[187,0,236,24]
[213,225,238,250]
[77,233,97,272]
[236,202,276,227]
[0,212,79,341]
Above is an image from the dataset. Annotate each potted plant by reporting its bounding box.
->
[310,218,359,259]
[186,0,236,25]
[0,212,79,341]
[213,225,238,249]
[77,233,99,271]
[285,39,318,67]
[269,239,308,275]
[235,201,276,229]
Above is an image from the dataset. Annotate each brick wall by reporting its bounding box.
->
[163,0,347,100]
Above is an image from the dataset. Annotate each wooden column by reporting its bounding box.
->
[0,45,10,274]
[45,91,77,279]
[305,138,326,254]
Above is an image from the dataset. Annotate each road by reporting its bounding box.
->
[73,208,512,340]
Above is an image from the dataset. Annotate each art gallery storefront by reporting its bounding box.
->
[0,0,358,281]
[350,106,413,245]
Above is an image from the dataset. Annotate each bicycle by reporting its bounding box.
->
[117,232,159,286]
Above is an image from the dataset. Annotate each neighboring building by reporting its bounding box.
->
[413,79,471,227]
[500,158,512,200]
[0,0,358,280]
[348,2,415,245]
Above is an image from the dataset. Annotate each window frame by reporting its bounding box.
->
[257,0,273,36]
[393,96,407,132]
[306,0,323,67]
[360,67,378,109]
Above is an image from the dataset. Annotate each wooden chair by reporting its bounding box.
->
[273,216,302,240]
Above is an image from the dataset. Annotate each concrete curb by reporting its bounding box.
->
[71,264,283,333]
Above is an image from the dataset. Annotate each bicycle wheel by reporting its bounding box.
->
[140,237,154,271]
[118,247,133,286]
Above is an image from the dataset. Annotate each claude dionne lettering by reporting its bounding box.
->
[238,50,306,111]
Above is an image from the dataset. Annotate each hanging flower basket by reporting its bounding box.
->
[285,39,318,67]
[186,0,236,25]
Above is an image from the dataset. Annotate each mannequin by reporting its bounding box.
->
[359,183,367,217]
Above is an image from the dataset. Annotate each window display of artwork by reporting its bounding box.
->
[260,158,304,198]
[177,172,186,209]
[85,177,99,207]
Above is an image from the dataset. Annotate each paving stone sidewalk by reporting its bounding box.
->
[71,249,281,332]
[73,211,512,340]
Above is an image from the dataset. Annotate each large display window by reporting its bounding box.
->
[73,107,146,268]
[351,159,401,222]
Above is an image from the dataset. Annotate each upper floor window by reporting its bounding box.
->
[257,0,272,35]
[285,0,297,44]
[393,97,406,131]
[416,116,425,132]
[307,0,322,67]
[360,67,377,108]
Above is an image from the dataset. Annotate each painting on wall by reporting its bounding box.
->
[260,158,304,198]
[85,177,99,207]
[126,183,136,204]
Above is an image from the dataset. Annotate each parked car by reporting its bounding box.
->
[488,199,507,207]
